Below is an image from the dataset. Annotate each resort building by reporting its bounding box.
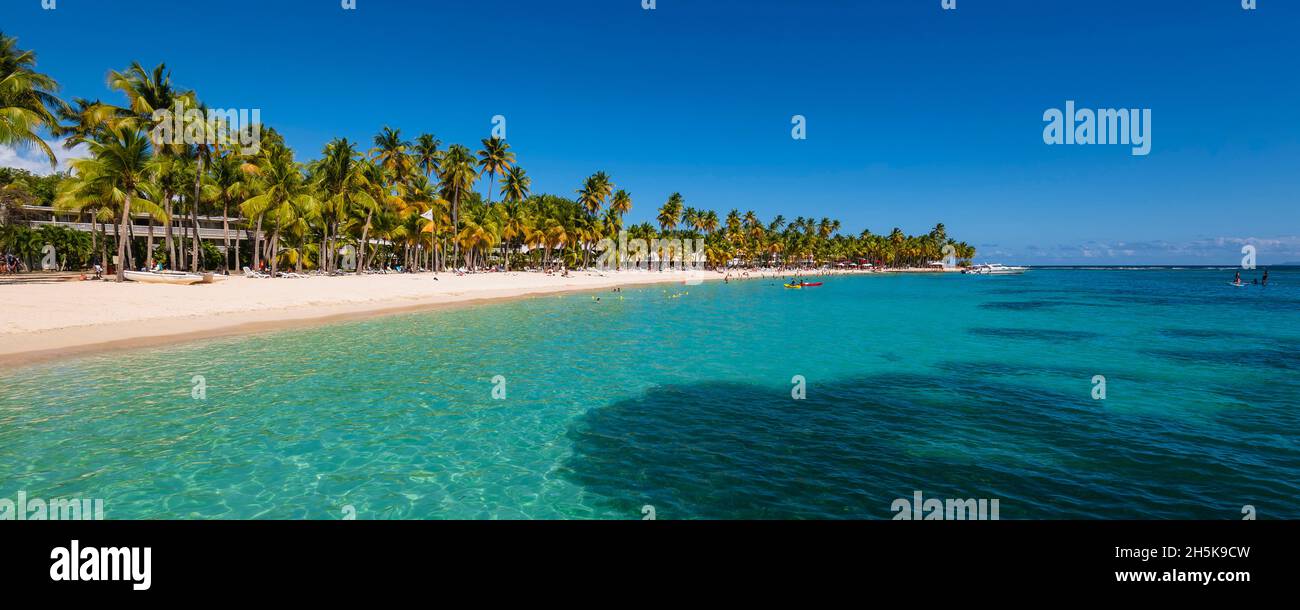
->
[19,204,264,246]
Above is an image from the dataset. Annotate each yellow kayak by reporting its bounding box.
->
[784,283,803,289]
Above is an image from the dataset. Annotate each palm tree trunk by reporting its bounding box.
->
[179,203,187,269]
[191,155,203,272]
[164,192,175,270]
[269,231,279,277]
[88,212,97,262]
[116,194,133,282]
[126,217,137,271]
[452,186,460,266]
[235,221,242,273]
[98,219,108,274]
[328,223,337,272]
[222,199,230,273]
[145,219,155,268]
[190,211,199,270]
[357,211,372,274]
[251,216,262,273]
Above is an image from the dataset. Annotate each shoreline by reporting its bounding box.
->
[1,268,929,366]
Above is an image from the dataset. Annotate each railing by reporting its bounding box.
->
[20,205,264,241]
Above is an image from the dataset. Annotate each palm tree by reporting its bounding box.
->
[54,98,119,148]
[66,127,158,281]
[477,136,514,204]
[312,138,370,272]
[239,142,316,277]
[609,189,632,219]
[0,32,66,167]
[107,62,178,124]
[682,207,700,234]
[436,144,478,266]
[370,126,411,184]
[657,192,683,232]
[210,152,255,271]
[700,210,719,235]
[887,227,905,268]
[183,94,225,272]
[577,174,602,217]
[413,133,441,180]
[108,61,183,268]
[499,166,531,271]
[355,159,389,273]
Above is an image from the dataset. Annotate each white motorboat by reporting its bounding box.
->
[123,270,208,285]
[963,263,1028,275]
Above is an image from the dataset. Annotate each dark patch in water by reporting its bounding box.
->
[1144,348,1300,371]
[981,301,1060,311]
[968,327,1102,342]
[560,374,1300,519]
[933,360,1138,383]
[1159,328,1220,339]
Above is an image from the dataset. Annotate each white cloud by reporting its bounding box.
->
[0,138,91,175]
[1012,236,1300,264]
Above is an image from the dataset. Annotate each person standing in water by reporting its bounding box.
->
[1262,269,1270,287]
[1234,271,1242,285]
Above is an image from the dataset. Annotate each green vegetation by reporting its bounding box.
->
[0,31,975,278]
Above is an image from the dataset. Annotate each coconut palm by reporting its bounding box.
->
[107,61,189,268]
[682,207,700,233]
[54,98,121,148]
[657,193,683,232]
[370,126,411,185]
[0,32,66,167]
[609,189,632,219]
[355,159,389,273]
[413,133,441,180]
[700,210,719,235]
[239,142,316,277]
[182,94,226,271]
[499,166,531,271]
[500,165,530,205]
[436,144,478,266]
[312,138,371,273]
[64,127,160,281]
[477,136,514,204]
[577,174,604,217]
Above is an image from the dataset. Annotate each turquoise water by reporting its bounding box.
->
[2,269,1298,519]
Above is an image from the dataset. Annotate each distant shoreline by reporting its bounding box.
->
[4,265,1287,366]
[1,267,930,366]
[1023,265,1296,269]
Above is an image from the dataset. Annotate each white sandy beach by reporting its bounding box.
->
[0,267,942,364]
[0,269,729,363]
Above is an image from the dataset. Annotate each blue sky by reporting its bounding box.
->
[5,0,1299,263]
